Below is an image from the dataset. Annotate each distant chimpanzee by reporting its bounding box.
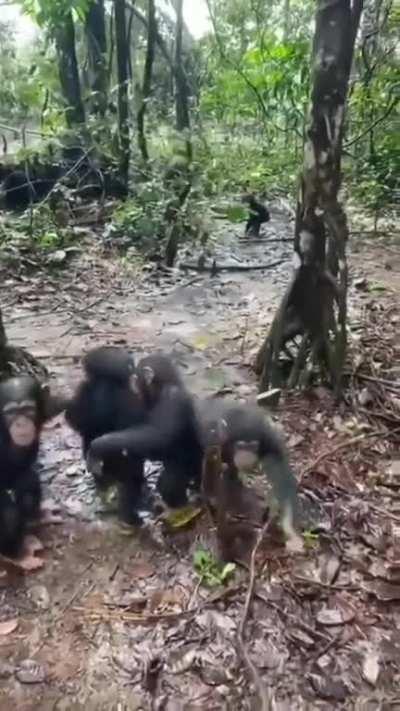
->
[87,353,204,510]
[0,163,61,211]
[0,170,34,211]
[242,194,270,237]
[65,346,149,526]
[0,376,64,558]
[196,398,303,551]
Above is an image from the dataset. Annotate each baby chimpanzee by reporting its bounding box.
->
[65,346,149,526]
[88,353,204,510]
[0,376,64,558]
[196,398,303,551]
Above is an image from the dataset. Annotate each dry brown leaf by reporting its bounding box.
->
[0,619,18,636]
[362,651,380,686]
[317,608,354,626]
[16,659,46,684]
[363,581,400,601]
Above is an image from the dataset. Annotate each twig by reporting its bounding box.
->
[310,632,342,666]
[238,237,293,244]
[369,504,400,525]
[299,429,388,481]
[237,520,271,711]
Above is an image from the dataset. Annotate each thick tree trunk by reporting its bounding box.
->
[114,0,130,190]
[256,0,363,396]
[137,0,156,162]
[85,0,108,117]
[55,12,86,128]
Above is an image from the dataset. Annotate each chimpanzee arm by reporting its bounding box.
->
[89,388,190,460]
[259,423,299,524]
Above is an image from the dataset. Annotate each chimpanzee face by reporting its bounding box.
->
[0,376,44,449]
[233,441,260,471]
[3,400,38,447]
[132,366,158,407]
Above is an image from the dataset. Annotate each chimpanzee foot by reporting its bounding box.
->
[0,534,44,572]
[117,507,144,533]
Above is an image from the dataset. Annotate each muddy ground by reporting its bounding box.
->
[0,206,400,710]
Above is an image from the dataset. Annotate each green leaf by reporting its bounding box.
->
[220,562,236,581]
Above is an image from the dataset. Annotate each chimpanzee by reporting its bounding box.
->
[0,170,34,211]
[87,353,204,510]
[0,376,64,558]
[242,194,270,237]
[0,164,61,211]
[196,398,303,551]
[65,346,149,526]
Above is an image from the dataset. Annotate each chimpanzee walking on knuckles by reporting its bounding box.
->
[196,398,303,552]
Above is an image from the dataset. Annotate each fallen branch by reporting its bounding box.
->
[179,258,286,273]
[238,237,293,244]
[237,520,271,711]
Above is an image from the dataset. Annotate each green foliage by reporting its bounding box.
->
[19,0,91,28]
[110,175,167,248]
[193,547,236,587]
[302,530,319,549]
[0,204,73,255]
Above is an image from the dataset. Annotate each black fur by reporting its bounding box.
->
[196,398,298,526]
[65,346,148,525]
[243,194,270,237]
[0,376,56,557]
[88,353,204,509]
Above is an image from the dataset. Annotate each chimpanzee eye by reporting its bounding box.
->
[3,406,18,418]
[21,407,36,418]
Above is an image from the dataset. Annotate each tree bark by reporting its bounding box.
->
[85,0,108,117]
[174,0,192,159]
[256,0,363,396]
[137,0,156,162]
[114,0,130,190]
[55,12,86,127]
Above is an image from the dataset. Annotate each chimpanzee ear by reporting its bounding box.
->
[142,366,155,387]
[218,418,229,443]
[129,373,140,393]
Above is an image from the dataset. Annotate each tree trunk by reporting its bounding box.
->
[174,0,191,158]
[137,0,156,162]
[0,308,47,379]
[85,0,108,117]
[55,12,86,128]
[0,308,6,352]
[256,0,363,396]
[114,0,130,190]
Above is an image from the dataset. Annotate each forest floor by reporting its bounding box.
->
[0,204,400,711]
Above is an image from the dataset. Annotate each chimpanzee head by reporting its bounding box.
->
[0,376,47,448]
[83,346,136,385]
[218,414,261,472]
[231,440,260,471]
[134,354,183,408]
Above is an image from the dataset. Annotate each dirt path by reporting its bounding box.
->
[1,211,400,710]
